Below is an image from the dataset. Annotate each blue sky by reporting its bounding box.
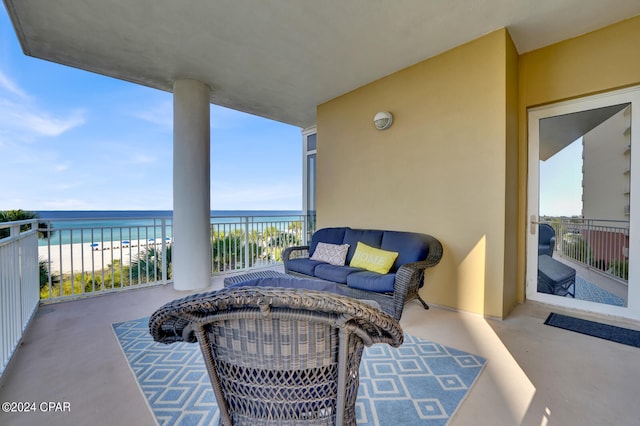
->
[0,8,302,212]
[539,138,583,217]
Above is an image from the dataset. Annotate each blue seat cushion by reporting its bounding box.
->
[226,276,349,296]
[538,244,552,256]
[286,258,324,276]
[347,271,396,293]
[343,229,384,263]
[310,227,348,256]
[314,264,362,284]
[381,231,429,272]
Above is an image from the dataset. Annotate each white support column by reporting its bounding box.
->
[173,79,211,291]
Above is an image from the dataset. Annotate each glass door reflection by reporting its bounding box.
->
[537,104,630,307]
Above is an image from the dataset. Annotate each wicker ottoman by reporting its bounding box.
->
[538,255,576,297]
[223,270,286,287]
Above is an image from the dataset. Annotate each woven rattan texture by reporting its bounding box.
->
[149,287,402,425]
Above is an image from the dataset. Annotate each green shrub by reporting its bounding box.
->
[561,234,593,266]
[609,259,629,281]
[211,230,261,271]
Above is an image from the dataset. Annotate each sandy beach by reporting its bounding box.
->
[39,238,171,274]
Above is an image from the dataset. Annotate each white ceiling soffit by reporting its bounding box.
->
[539,104,630,161]
[4,0,640,128]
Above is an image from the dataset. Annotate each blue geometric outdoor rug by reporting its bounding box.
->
[113,317,487,426]
[574,276,625,306]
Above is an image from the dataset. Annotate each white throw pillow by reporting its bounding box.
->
[310,242,350,266]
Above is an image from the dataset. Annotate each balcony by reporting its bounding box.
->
[544,218,630,306]
[1,214,310,378]
[2,272,639,425]
[1,217,640,425]
[35,213,311,304]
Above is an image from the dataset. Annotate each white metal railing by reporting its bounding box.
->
[547,218,630,283]
[38,217,174,303]
[0,213,309,376]
[0,219,40,378]
[34,214,308,303]
[210,215,306,273]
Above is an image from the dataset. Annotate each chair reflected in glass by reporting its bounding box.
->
[149,286,404,426]
[538,223,556,256]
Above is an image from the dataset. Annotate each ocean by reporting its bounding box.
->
[36,210,303,246]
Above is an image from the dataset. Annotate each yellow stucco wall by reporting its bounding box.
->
[317,29,518,318]
[503,33,520,315]
[516,15,640,302]
[315,16,640,318]
[520,15,640,109]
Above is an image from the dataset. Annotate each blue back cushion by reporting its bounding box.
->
[343,229,384,263]
[381,231,429,272]
[310,227,348,255]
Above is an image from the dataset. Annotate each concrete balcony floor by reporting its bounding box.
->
[1,266,639,426]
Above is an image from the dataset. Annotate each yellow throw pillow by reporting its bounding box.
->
[349,242,399,274]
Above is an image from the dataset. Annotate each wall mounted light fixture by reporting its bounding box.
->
[373,111,393,130]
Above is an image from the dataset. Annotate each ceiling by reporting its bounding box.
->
[4,0,640,128]
[539,104,630,161]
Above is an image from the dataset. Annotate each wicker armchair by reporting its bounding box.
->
[149,286,404,426]
[538,223,556,256]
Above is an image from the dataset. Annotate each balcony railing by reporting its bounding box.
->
[1,213,309,379]
[209,215,307,272]
[33,214,309,304]
[546,218,630,283]
[37,217,174,303]
[0,219,40,378]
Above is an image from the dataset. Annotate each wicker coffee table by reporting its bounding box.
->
[223,270,288,287]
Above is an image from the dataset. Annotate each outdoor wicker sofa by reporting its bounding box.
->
[149,286,404,426]
[282,227,443,320]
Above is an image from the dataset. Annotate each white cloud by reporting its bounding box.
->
[0,197,29,210]
[132,153,157,164]
[0,98,86,139]
[0,70,28,99]
[46,182,80,191]
[0,68,86,138]
[19,108,86,136]
[133,100,173,129]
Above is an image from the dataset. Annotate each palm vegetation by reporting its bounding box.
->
[127,245,173,284]
[0,209,52,239]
